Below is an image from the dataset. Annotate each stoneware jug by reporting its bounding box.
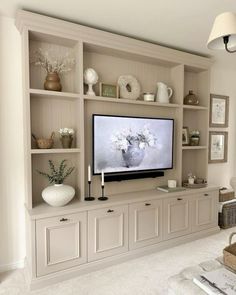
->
[156,82,173,103]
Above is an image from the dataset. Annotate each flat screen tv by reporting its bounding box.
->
[93,114,174,175]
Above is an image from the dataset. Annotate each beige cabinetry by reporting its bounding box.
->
[88,205,128,262]
[191,191,218,232]
[163,196,191,240]
[36,212,87,276]
[129,200,162,250]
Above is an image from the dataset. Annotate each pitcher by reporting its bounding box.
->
[156,82,173,103]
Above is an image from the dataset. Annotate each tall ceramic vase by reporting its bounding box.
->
[44,72,62,92]
[42,184,75,207]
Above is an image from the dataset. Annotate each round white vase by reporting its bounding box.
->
[42,184,75,207]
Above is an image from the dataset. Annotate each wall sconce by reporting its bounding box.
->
[207,12,236,53]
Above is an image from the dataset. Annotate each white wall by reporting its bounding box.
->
[0,15,236,271]
[0,16,25,271]
[208,60,236,187]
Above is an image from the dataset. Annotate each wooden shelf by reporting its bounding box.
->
[182,146,207,150]
[84,95,181,108]
[183,104,208,110]
[31,148,81,154]
[29,88,79,100]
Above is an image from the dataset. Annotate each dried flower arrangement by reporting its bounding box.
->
[30,48,75,74]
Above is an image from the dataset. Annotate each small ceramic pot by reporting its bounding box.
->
[190,137,200,146]
[184,90,199,105]
[42,184,75,207]
[143,93,155,102]
[60,135,73,148]
[44,72,62,92]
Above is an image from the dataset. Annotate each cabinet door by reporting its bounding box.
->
[163,196,191,240]
[36,212,87,276]
[191,191,218,232]
[88,205,128,262]
[129,200,162,250]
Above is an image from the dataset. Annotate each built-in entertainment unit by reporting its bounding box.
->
[93,114,174,180]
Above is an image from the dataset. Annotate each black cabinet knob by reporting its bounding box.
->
[177,198,183,201]
[107,209,114,213]
[60,218,68,222]
[145,203,151,206]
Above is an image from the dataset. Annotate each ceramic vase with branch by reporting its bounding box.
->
[37,159,75,207]
[30,48,75,91]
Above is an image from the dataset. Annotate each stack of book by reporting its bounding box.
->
[193,268,236,294]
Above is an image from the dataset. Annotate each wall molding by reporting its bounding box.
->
[0,260,25,273]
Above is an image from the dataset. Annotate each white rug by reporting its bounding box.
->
[0,227,235,295]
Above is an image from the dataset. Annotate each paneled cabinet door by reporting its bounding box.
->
[129,200,162,250]
[191,191,218,232]
[88,205,128,262]
[163,196,191,240]
[36,212,87,277]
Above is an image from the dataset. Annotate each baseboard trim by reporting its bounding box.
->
[0,260,25,273]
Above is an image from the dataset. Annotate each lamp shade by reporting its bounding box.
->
[207,12,236,50]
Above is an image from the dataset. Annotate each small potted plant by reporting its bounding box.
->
[30,48,75,91]
[190,130,200,146]
[37,159,75,207]
[59,128,75,148]
[188,172,196,185]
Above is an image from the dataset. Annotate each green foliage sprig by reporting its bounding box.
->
[37,159,75,184]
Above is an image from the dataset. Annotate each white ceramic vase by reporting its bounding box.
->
[42,184,75,207]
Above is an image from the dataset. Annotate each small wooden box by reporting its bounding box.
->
[219,188,234,202]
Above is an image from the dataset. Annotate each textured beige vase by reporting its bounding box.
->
[44,72,62,92]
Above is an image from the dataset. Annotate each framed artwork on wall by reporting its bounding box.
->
[182,127,189,146]
[209,94,229,128]
[209,131,228,163]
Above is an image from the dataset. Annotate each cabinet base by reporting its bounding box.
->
[26,226,220,290]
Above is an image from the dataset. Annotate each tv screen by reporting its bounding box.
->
[93,114,174,175]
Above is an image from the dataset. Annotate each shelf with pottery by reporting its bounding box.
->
[83,95,181,108]
[28,30,81,94]
[29,88,80,100]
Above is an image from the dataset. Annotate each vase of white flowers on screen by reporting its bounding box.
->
[111,126,156,168]
[59,128,75,148]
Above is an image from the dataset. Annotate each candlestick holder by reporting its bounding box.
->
[98,185,108,201]
[85,181,95,201]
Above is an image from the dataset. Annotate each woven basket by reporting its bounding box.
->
[219,188,235,202]
[32,132,55,149]
[223,232,236,271]
[219,202,236,229]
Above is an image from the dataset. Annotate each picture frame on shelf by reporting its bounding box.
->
[182,127,189,146]
[209,131,228,163]
[209,94,229,128]
[99,82,119,98]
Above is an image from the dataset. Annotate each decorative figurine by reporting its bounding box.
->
[84,68,98,96]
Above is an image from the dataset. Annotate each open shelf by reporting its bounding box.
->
[29,31,80,94]
[30,88,79,100]
[84,95,180,108]
[182,146,207,150]
[183,104,208,110]
[31,148,81,154]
